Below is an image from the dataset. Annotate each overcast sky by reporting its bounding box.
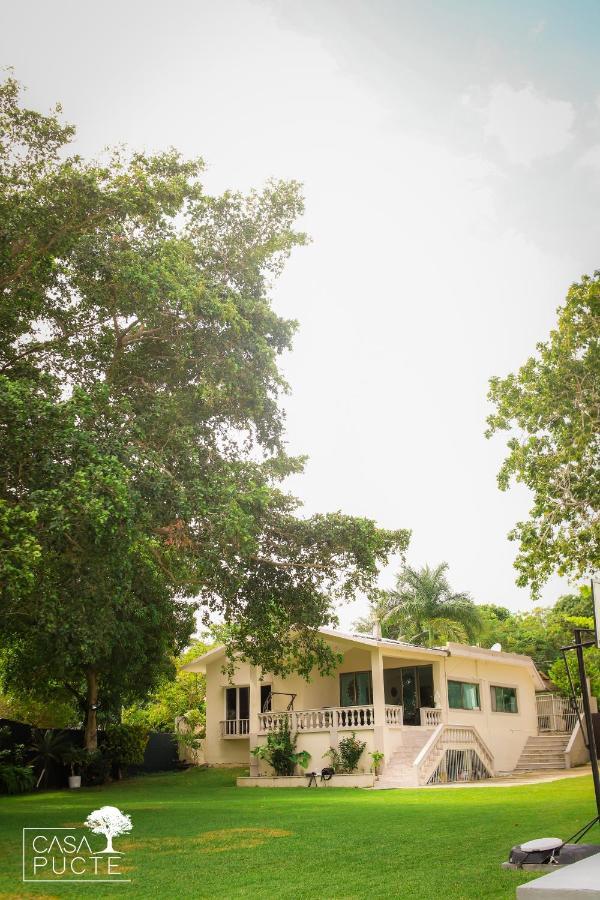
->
[3,0,599,628]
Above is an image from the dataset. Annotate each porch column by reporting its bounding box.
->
[433,660,448,724]
[370,647,388,772]
[249,666,261,776]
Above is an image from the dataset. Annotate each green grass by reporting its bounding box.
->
[0,769,598,899]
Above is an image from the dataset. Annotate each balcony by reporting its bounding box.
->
[220,718,250,738]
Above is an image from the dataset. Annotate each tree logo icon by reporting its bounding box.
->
[84,806,132,854]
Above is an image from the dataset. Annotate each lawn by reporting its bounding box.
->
[0,768,597,899]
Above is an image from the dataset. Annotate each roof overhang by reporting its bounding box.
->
[179,629,544,687]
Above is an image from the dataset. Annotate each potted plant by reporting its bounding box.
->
[369,751,385,777]
[62,747,88,789]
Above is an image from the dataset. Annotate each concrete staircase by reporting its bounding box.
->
[375,727,435,788]
[514,734,571,772]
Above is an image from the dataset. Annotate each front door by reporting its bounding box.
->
[401,668,418,725]
[383,665,435,725]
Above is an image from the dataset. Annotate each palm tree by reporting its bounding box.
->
[356,563,482,647]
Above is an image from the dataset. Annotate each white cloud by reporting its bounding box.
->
[483,83,575,165]
[529,19,546,38]
[577,144,600,171]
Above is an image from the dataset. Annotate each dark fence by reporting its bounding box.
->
[140,732,179,772]
[0,719,179,789]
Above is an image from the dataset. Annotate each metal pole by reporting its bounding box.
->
[574,628,600,822]
[562,647,587,746]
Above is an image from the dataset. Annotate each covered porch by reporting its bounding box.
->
[236,637,448,775]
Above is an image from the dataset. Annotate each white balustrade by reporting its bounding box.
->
[257,705,376,733]
[385,705,403,727]
[257,711,290,733]
[295,708,335,730]
[414,724,494,784]
[336,705,375,729]
[420,707,442,726]
[220,719,250,738]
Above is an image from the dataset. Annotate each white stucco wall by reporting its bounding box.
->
[443,651,539,772]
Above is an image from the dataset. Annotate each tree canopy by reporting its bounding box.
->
[355,562,482,646]
[487,273,600,598]
[477,586,599,696]
[0,78,408,747]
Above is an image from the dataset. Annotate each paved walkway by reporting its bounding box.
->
[374,766,593,790]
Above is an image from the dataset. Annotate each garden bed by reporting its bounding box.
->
[237,773,375,788]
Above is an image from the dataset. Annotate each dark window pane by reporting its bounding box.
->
[226,687,237,720]
[448,680,480,710]
[417,665,434,708]
[448,680,463,709]
[356,672,373,705]
[238,687,250,720]
[260,685,272,712]
[492,685,517,713]
[384,668,403,705]
[340,673,355,706]
[340,672,372,706]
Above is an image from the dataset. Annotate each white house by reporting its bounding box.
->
[183,628,587,787]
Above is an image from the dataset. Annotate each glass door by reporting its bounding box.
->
[401,668,418,725]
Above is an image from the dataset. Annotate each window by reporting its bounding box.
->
[491,685,518,713]
[448,680,480,710]
[225,686,249,721]
[260,684,272,712]
[340,671,373,706]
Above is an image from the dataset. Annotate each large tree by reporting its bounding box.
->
[487,273,600,598]
[0,79,408,747]
[355,562,482,646]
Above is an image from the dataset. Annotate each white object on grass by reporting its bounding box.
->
[520,838,563,852]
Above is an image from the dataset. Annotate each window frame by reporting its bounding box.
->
[224,685,250,721]
[339,670,373,707]
[447,679,481,711]
[490,683,519,714]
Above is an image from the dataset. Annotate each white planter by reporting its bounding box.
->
[68,775,81,789]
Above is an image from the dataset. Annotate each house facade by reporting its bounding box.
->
[183,628,584,786]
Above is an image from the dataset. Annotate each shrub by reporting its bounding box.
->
[101,724,149,768]
[0,763,35,794]
[326,732,366,773]
[82,749,111,786]
[61,747,89,776]
[250,718,311,776]
[0,724,25,765]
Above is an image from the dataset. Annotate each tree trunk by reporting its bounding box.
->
[84,668,98,751]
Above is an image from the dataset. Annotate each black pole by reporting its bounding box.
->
[562,647,588,747]
[574,628,600,822]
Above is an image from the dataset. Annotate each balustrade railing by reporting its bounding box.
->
[257,705,376,733]
[337,705,375,728]
[414,724,494,785]
[295,709,336,731]
[220,719,250,737]
[420,707,442,726]
[385,705,403,726]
